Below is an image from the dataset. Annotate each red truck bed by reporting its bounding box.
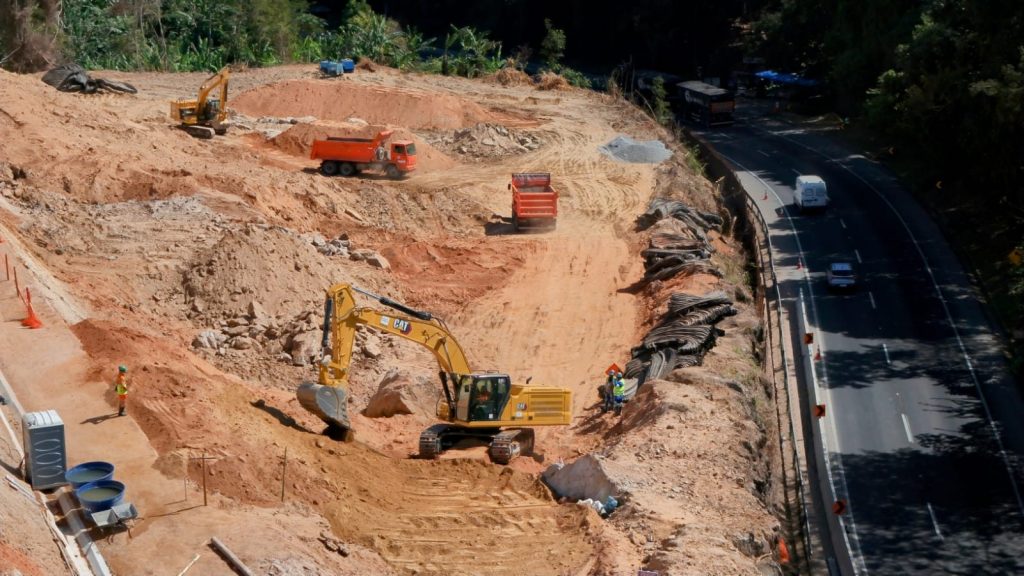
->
[511,173,558,232]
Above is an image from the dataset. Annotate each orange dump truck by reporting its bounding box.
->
[310,130,417,179]
[509,172,558,232]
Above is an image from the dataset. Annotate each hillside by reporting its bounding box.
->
[0,64,782,575]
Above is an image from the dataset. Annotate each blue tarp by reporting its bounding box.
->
[755,70,819,87]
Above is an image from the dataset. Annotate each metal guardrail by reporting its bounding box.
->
[742,192,814,572]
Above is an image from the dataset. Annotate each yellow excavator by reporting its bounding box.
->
[170,66,230,139]
[297,283,573,463]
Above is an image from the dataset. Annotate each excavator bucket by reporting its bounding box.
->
[296,382,351,431]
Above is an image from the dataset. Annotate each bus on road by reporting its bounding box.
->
[677,81,735,127]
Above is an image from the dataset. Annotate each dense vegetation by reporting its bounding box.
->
[0,0,587,84]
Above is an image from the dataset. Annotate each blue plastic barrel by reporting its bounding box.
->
[75,480,125,512]
[65,461,115,489]
[341,58,355,73]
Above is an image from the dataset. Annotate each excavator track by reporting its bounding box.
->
[418,424,451,459]
[488,428,535,464]
[420,425,526,461]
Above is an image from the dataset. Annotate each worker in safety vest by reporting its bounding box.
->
[114,365,129,416]
[612,372,626,404]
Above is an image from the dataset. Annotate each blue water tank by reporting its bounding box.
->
[65,461,115,489]
[75,480,126,512]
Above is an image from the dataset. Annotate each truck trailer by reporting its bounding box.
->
[509,172,558,232]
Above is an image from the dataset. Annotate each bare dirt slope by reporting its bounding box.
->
[0,63,781,575]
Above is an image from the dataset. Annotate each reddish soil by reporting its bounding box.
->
[0,63,781,575]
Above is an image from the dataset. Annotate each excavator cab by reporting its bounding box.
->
[454,374,511,422]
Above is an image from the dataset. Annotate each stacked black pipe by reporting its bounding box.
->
[624,291,737,384]
[635,198,724,283]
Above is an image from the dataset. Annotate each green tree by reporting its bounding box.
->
[651,76,671,125]
[539,18,565,69]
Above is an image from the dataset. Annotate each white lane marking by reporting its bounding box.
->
[868,291,877,309]
[882,343,891,365]
[901,413,914,443]
[758,149,770,157]
[840,218,848,229]
[756,124,1024,519]
[792,168,802,177]
[855,249,863,263]
[926,502,945,541]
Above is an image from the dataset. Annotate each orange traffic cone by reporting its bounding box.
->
[796,258,803,270]
[21,288,42,329]
[777,537,791,565]
[814,347,822,361]
[762,190,768,201]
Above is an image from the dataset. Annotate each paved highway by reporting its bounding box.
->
[698,107,1024,574]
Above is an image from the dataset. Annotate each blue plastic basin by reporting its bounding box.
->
[65,461,115,489]
[75,480,125,512]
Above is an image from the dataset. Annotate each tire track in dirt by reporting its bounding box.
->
[322,457,598,576]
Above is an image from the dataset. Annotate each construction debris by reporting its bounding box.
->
[41,64,137,94]
[424,123,542,160]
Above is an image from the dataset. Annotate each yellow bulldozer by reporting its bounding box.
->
[170,66,230,139]
[297,283,573,463]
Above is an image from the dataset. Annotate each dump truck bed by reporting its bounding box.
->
[511,173,558,231]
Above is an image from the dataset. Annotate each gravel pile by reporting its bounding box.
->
[599,135,672,164]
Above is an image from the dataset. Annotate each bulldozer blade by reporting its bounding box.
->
[297,382,351,431]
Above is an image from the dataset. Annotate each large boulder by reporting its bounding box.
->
[542,454,623,504]
[289,330,322,366]
[363,369,437,418]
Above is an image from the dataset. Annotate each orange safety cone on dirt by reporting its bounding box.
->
[777,536,791,565]
[21,288,42,329]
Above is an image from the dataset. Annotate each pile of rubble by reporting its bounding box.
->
[636,198,724,283]
[625,291,737,383]
[191,301,385,368]
[422,123,542,160]
[304,231,390,269]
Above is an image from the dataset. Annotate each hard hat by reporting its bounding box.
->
[615,371,623,377]
[118,365,128,373]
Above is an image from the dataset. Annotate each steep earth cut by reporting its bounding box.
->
[0,63,781,575]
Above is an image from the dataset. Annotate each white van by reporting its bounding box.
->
[794,175,829,212]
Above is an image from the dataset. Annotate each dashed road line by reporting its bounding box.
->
[840,218,847,229]
[868,291,877,309]
[855,249,863,263]
[927,502,945,541]
[882,343,891,365]
[901,413,914,443]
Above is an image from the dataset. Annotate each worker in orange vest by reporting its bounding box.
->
[114,365,130,416]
